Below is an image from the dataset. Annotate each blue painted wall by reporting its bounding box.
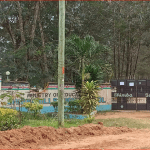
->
[96,105,111,111]
[15,106,88,120]
[7,96,112,119]
[16,105,112,114]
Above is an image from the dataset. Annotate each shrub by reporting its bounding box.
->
[22,98,43,117]
[51,100,68,112]
[51,101,58,112]
[0,108,20,131]
[66,99,82,113]
[0,107,18,116]
[80,81,100,117]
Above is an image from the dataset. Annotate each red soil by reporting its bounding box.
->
[0,123,134,149]
[2,111,150,149]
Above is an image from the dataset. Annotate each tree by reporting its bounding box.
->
[65,34,112,88]
[0,1,59,88]
[2,1,150,87]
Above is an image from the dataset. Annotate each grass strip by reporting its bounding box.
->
[94,117,150,129]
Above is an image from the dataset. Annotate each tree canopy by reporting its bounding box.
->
[1,1,150,88]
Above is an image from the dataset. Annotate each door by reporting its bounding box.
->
[117,97,127,110]
[147,97,150,110]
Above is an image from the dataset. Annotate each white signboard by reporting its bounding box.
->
[120,82,124,85]
[129,82,134,86]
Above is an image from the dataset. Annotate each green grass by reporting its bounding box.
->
[93,117,150,129]
[20,111,150,129]
[16,111,91,129]
[4,110,150,130]
[21,113,150,130]
[96,110,117,115]
[20,118,88,128]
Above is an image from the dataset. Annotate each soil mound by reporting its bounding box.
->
[0,123,135,149]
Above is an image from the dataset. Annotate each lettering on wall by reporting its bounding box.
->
[99,97,106,103]
[145,93,150,97]
[6,97,106,105]
[114,93,133,97]
[27,92,79,98]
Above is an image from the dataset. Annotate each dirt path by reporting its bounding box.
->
[95,111,150,120]
[1,111,150,149]
[42,111,150,149]
[43,129,150,149]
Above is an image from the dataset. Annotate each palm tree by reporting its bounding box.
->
[65,34,102,88]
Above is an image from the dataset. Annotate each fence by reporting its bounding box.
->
[0,81,112,113]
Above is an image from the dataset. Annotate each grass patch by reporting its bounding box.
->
[7,110,150,130]
[20,118,88,129]
[96,110,118,115]
[16,111,91,129]
[94,117,150,129]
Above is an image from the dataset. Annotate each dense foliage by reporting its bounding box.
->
[0,1,112,89]
[0,108,20,131]
[80,81,99,117]
[66,99,82,114]
[22,98,43,117]
[1,1,150,88]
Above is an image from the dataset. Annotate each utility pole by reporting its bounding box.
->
[58,0,65,127]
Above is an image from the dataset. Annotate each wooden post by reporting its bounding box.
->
[58,0,65,127]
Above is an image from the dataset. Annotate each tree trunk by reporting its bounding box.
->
[30,2,40,45]
[0,3,16,49]
[133,43,140,77]
[126,22,130,79]
[129,49,133,77]
[113,21,116,79]
[6,20,16,48]
[118,31,121,79]
[16,1,25,46]
[82,57,85,88]
[121,42,126,78]
[38,10,48,74]
[126,43,130,79]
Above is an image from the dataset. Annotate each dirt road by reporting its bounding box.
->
[1,111,150,149]
[44,129,150,149]
[43,111,150,149]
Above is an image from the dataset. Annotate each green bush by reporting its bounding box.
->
[22,98,43,117]
[51,101,58,112]
[0,108,20,131]
[51,100,68,112]
[80,81,99,117]
[66,99,82,113]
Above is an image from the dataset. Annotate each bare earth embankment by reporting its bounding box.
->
[1,111,150,149]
